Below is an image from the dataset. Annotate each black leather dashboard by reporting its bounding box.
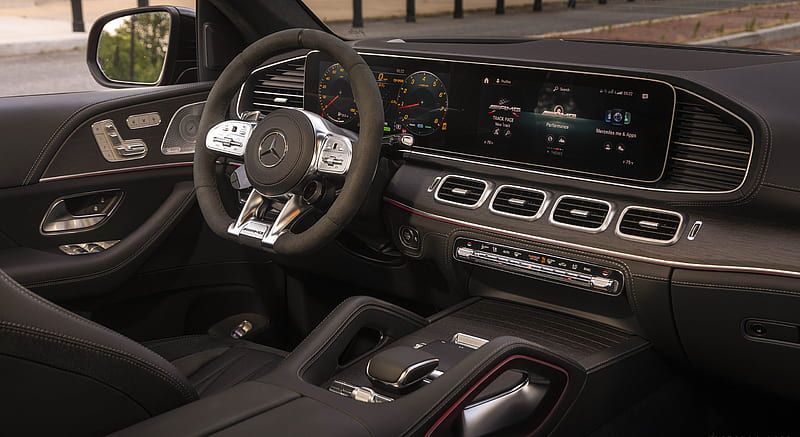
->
[236,38,800,399]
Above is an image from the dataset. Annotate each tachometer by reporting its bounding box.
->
[396,71,448,136]
[318,63,357,124]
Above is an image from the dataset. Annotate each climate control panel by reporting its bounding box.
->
[453,238,624,296]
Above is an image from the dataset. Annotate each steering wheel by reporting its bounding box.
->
[194,29,384,256]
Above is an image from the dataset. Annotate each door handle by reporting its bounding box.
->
[40,190,123,234]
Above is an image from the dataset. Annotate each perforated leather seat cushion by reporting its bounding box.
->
[146,335,287,397]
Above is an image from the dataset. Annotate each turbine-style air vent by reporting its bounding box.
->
[434,175,491,209]
[239,57,305,116]
[662,90,752,192]
[550,195,612,233]
[616,206,683,244]
[489,185,548,220]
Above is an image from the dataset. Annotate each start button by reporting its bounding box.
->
[399,226,421,250]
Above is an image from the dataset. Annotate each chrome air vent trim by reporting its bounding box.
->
[615,206,684,245]
[384,197,800,280]
[236,55,307,118]
[434,175,493,209]
[549,195,614,233]
[662,89,753,191]
[489,185,550,221]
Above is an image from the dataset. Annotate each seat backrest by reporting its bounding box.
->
[0,269,198,436]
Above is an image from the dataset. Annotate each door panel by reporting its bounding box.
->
[0,84,218,302]
[40,90,207,181]
[0,85,205,188]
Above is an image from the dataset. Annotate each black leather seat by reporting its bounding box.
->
[0,269,286,436]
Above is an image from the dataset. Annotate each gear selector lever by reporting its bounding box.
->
[366,346,439,393]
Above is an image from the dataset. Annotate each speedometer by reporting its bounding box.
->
[318,63,357,124]
[396,71,448,136]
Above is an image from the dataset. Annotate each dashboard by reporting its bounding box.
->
[236,37,800,401]
[304,51,676,183]
[230,31,800,403]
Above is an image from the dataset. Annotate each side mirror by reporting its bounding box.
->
[87,6,197,88]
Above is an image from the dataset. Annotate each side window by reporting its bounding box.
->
[0,1,193,97]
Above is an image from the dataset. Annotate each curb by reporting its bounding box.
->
[323,0,570,24]
[691,20,800,47]
[0,34,86,57]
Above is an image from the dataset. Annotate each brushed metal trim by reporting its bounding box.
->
[671,157,746,172]
[126,112,161,129]
[434,174,493,209]
[384,197,800,279]
[548,195,614,234]
[672,140,750,155]
[39,162,192,183]
[615,205,684,246]
[366,356,439,389]
[40,189,123,235]
[488,185,550,221]
[235,55,307,118]
[160,101,205,155]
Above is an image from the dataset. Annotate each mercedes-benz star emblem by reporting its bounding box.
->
[258,131,288,168]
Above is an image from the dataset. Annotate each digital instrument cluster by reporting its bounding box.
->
[304,52,676,183]
[311,56,450,137]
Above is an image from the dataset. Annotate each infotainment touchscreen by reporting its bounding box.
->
[474,71,675,182]
[303,52,676,183]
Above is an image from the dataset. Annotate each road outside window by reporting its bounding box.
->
[1,0,799,98]
[0,0,191,97]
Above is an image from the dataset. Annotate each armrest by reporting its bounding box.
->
[274,296,428,386]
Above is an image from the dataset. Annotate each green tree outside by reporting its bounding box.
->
[97,12,171,84]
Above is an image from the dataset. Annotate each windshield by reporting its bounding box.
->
[305,0,800,52]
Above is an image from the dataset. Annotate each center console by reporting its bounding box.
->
[113,296,669,437]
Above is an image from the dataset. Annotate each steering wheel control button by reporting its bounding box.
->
[317,135,353,175]
[399,226,421,250]
[206,120,254,156]
[258,131,288,168]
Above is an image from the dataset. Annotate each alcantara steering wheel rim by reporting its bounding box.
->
[194,28,384,256]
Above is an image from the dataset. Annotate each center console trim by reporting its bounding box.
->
[385,197,800,279]
[453,237,624,295]
[425,354,570,437]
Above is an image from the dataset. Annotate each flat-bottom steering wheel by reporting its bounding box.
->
[194,29,383,256]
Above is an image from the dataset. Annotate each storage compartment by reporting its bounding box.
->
[672,269,800,399]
